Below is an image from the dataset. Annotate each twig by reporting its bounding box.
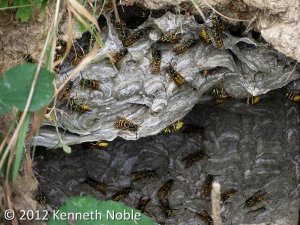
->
[285,62,298,82]
[112,0,121,23]
[211,181,222,225]
[243,10,260,35]
[4,179,17,225]
[190,0,206,21]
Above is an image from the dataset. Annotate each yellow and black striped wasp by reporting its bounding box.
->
[173,39,197,55]
[80,78,100,90]
[116,22,130,42]
[199,27,211,45]
[150,47,162,74]
[159,198,175,218]
[211,86,230,104]
[165,63,186,87]
[210,14,224,48]
[91,140,109,149]
[131,169,157,182]
[211,14,224,33]
[84,176,108,195]
[163,121,184,134]
[58,81,73,102]
[221,188,238,203]
[110,48,129,67]
[156,179,175,200]
[182,149,207,168]
[114,116,139,132]
[136,196,151,213]
[72,52,86,66]
[196,210,213,225]
[240,190,268,208]
[241,95,261,105]
[69,97,90,114]
[112,187,133,201]
[122,29,144,47]
[285,89,300,103]
[159,32,182,44]
[201,174,218,198]
[210,28,223,49]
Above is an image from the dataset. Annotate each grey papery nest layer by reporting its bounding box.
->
[33,12,300,148]
[35,89,300,225]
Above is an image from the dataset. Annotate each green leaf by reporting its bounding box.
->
[41,0,48,9]
[76,19,88,33]
[0,63,55,115]
[62,144,72,154]
[0,0,8,8]
[16,6,32,22]
[34,0,43,7]
[12,113,30,181]
[47,197,155,225]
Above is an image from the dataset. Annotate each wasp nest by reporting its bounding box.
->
[35,5,299,148]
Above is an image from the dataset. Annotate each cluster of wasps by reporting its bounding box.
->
[77,167,173,219]
[53,4,299,146]
[158,119,272,223]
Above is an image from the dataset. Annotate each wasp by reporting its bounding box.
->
[84,177,108,195]
[116,22,129,41]
[159,198,175,218]
[112,187,133,201]
[122,30,144,47]
[72,52,85,66]
[242,95,261,105]
[136,196,151,213]
[241,190,267,208]
[114,116,139,132]
[221,189,238,203]
[110,48,129,66]
[173,39,197,55]
[211,86,230,104]
[201,174,217,198]
[91,140,109,149]
[286,89,300,103]
[156,179,174,200]
[131,169,157,182]
[36,192,49,205]
[80,79,100,90]
[159,32,182,44]
[163,121,184,134]
[199,27,211,44]
[55,39,67,58]
[211,27,223,49]
[201,69,210,77]
[151,48,162,74]
[165,64,186,87]
[182,149,207,168]
[69,98,90,114]
[196,210,213,225]
[211,14,224,33]
[58,81,73,101]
